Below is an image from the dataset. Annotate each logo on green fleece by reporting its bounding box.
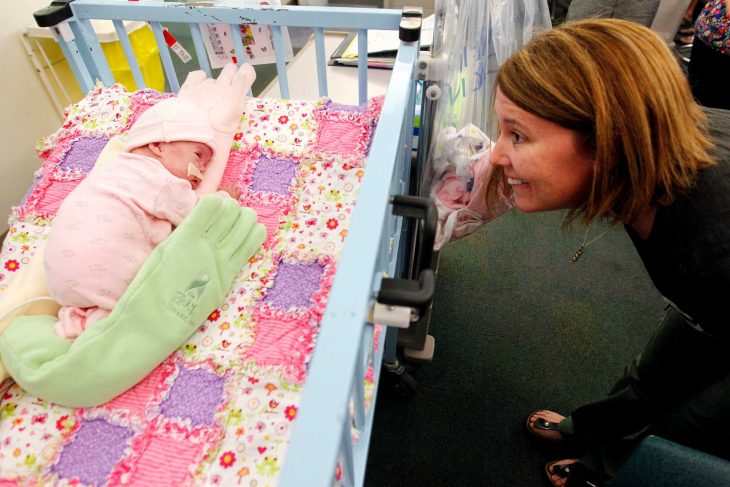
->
[166,273,210,324]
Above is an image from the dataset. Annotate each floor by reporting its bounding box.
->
[365,210,664,486]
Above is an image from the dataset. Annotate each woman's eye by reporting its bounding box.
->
[511,131,524,144]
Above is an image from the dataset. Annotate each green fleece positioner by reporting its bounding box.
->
[0,195,265,408]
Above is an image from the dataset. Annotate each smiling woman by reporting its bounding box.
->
[489,88,595,214]
[485,19,714,228]
[480,18,730,487]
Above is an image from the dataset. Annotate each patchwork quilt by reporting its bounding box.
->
[0,84,383,486]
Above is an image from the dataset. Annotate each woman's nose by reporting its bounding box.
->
[490,137,508,167]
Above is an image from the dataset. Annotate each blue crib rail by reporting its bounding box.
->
[46,0,404,105]
[38,1,420,485]
[282,42,418,487]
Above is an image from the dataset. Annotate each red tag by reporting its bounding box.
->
[160,27,193,63]
[162,28,177,48]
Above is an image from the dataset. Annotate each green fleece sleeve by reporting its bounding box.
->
[0,195,265,407]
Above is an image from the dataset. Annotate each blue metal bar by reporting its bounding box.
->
[352,334,366,430]
[71,1,401,30]
[271,25,289,99]
[51,22,94,93]
[278,41,419,487]
[314,27,328,97]
[340,422,355,487]
[67,19,100,83]
[149,21,180,92]
[229,23,246,67]
[189,22,212,77]
[357,29,368,106]
[112,20,146,89]
[351,323,388,486]
[76,18,114,86]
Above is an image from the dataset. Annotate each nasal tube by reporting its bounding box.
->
[187,162,203,181]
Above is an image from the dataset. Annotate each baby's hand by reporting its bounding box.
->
[220,182,241,200]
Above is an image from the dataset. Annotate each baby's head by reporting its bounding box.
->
[125,98,217,189]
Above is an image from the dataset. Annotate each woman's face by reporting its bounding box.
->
[490,88,595,213]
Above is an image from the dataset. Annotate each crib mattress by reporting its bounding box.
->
[0,84,383,486]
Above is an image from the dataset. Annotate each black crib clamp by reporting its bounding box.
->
[399,6,422,43]
[34,0,76,28]
[377,195,436,313]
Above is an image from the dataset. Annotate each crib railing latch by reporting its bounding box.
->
[34,0,75,28]
[399,6,422,43]
[373,195,436,328]
[370,268,434,329]
[375,269,435,327]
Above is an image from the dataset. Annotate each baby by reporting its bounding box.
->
[44,98,234,339]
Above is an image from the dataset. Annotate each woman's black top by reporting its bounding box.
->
[625,107,730,337]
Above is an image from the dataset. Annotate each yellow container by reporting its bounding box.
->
[98,21,165,93]
[23,20,164,113]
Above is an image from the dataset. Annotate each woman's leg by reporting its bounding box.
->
[572,307,727,438]
[559,307,729,474]
[647,371,730,461]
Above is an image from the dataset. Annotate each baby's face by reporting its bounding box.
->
[156,141,213,189]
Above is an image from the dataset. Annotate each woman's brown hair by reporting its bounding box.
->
[485,18,715,225]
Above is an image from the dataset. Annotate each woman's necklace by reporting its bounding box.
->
[570,226,611,263]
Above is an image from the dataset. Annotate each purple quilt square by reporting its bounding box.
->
[264,262,324,309]
[251,156,298,195]
[327,101,366,113]
[58,136,109,173]
[51,419,134,486]
[159,367,225,427]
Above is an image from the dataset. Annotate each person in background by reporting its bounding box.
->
[566,0,661,26]
[689,0,730,109]
[674,0,707,45]
[484,18,730,487]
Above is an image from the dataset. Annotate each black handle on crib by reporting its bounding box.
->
[34,0,75,28]
[377,269,435,309]
[390,195,436,275]
[399,6,423,43]
[377,195,436,311]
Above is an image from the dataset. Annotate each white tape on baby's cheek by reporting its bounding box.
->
[187,163,204,180]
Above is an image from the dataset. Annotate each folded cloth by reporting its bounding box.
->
[0,242,60,383]
[0,195,265,407]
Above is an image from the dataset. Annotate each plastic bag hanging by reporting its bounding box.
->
[425,0,551,250]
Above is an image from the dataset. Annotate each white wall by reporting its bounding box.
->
[1,1,62,233]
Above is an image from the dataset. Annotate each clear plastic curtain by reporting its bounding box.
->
[426,0,551,249]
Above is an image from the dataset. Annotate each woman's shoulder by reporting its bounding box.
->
[659,108,730,226]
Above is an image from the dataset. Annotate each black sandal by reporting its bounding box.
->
[545,460,605,487]
[525,410,566,441]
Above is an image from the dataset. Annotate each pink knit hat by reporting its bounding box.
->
[125,98,217,155]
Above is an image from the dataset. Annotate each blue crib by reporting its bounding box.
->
[28,1,433,485]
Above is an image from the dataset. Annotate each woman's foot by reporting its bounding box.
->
[526,410,567,441]
[545,459,605,487]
